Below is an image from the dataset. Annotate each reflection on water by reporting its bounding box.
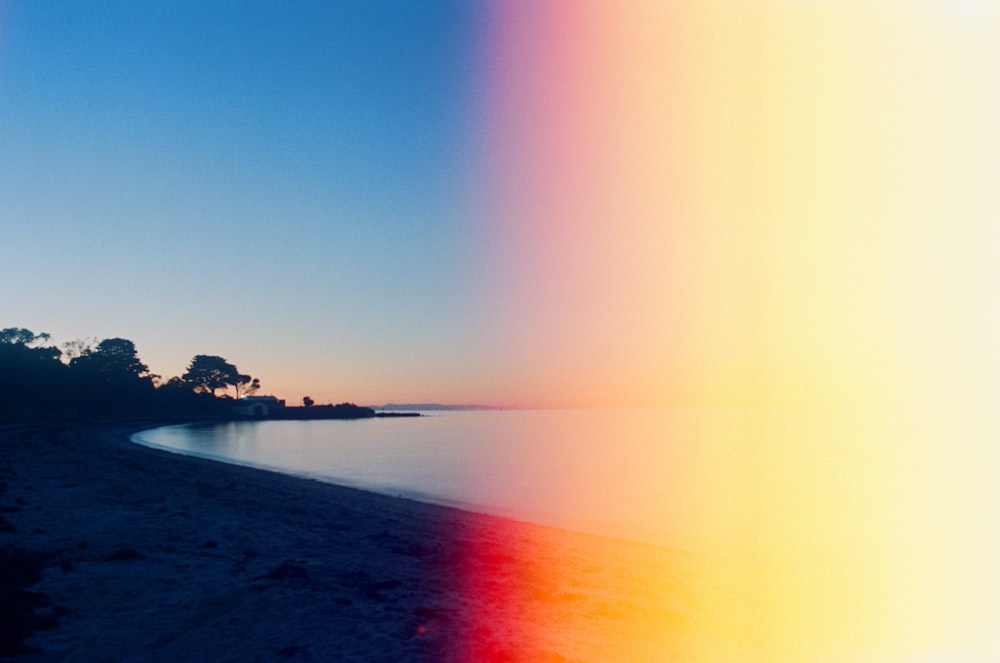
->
[134,408,734,549]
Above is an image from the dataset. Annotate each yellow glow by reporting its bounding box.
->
[477,1,1000,659]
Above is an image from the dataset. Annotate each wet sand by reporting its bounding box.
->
[0,422,702,662]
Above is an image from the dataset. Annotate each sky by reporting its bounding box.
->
[2,1,998,411]
[1,1,487,406]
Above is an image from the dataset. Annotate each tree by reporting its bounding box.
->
[303,396,314,407]
[61,337,97,363]
[0,328,51,346]
[162,376,188,391]
[181,355,255,398]
[182,355,238,396]
[234,374,260,399]
[63,337,156,417]
[0,328,61,364]
[0,328,66,418]
[71,338,151,380]
[154,375,214,413]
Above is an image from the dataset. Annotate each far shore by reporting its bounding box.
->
[1,421,704,661]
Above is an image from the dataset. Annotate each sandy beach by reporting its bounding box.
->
[1,423,701,662]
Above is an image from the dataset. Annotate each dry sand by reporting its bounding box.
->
[0,423,704,662]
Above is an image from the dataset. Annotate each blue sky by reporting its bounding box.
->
[1,1,499,404]
[4,2,997,413]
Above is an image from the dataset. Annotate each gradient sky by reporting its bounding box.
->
[1,1,493,406]
[3,1,998,411]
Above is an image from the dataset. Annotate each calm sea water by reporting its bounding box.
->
[133,408,746,548]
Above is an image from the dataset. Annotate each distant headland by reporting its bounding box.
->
[375,403,502,412]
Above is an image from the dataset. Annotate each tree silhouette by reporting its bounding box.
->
[0,328,51,346]
[71,338,152,381]
[183,355,238,396]
[182,355,256,398]
[0,328,67,418]
[234,374,260,399]
[0,327,276,422]
[61,337,97,363]
[67,338,157,415]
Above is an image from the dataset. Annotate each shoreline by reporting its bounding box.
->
[1,422,701,661]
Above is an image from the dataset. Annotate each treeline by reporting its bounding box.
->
[0,327,259,423]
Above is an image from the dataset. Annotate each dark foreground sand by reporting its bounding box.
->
[0,423,703,662]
